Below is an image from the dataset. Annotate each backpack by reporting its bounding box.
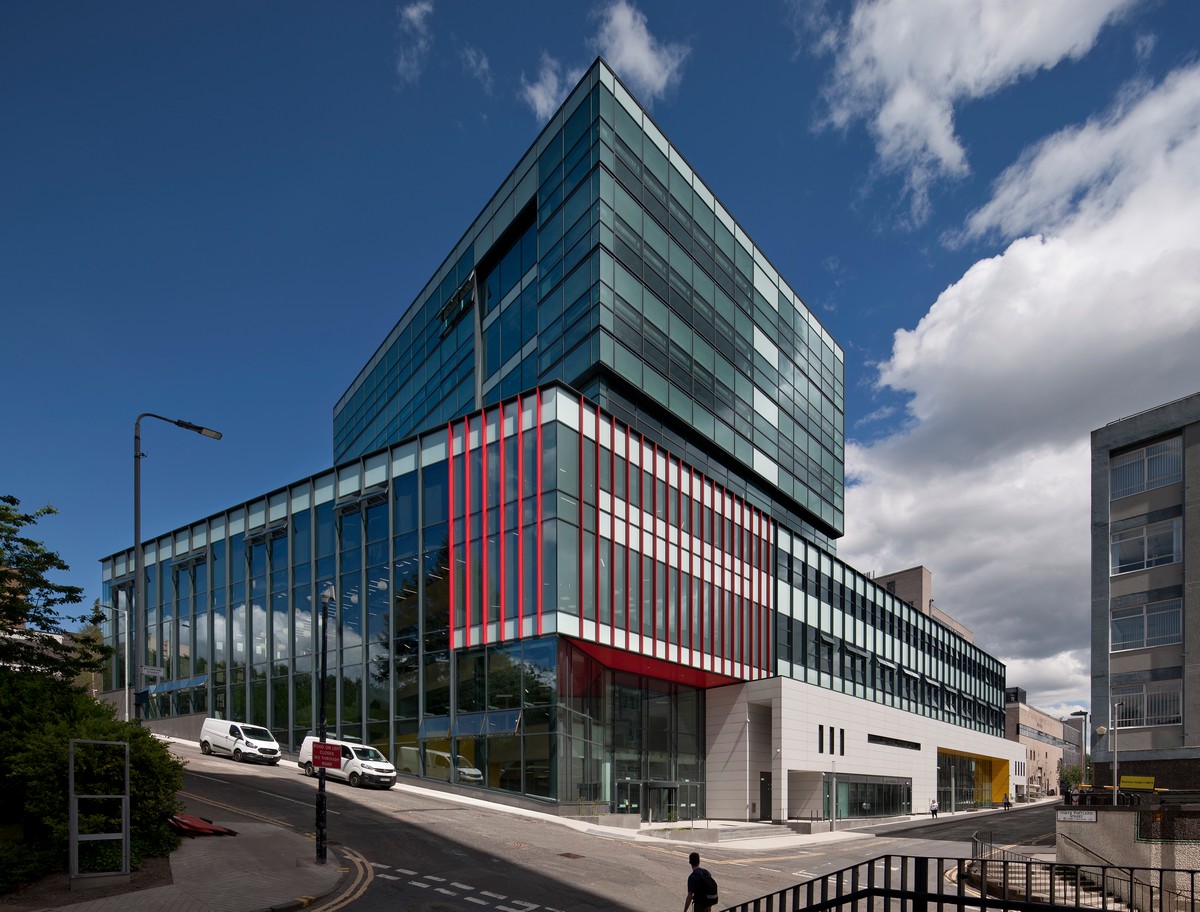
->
[698,868,719,906]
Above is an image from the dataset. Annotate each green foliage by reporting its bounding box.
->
[0,494,109,680]
[1061,764,1084,788]
[0,671,183,893]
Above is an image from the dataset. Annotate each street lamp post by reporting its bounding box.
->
[134,413,221,720]
[1071,709,1090,789]
[315,584,334,865]
[1111,702,1122,805]
[1096,701,1123,806]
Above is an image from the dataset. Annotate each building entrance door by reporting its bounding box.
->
[646,783,678,823]
[616,780,641,816]
[759,771,772,820]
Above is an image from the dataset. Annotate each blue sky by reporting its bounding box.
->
[4,1,1199,716]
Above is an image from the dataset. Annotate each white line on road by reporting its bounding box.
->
[411,881,430,889]
[377,873,399,881]
[452,882,476,890]
[466,897,490,905]
[435,888,459,897]
[395,868,417,876]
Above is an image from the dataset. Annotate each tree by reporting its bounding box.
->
[0,495,108,679]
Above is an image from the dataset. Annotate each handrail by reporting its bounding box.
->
[720,853,1200,912]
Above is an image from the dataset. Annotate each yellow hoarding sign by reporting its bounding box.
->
[1120,775,1155,790]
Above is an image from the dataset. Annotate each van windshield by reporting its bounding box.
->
[242,726,273,741]
[353,747,387,763]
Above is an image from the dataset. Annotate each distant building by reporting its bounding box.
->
[99,58,1023,821]
[1004,687,1069,798]
[1090,391,1200,790]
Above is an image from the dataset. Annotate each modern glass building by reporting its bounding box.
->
[101,59,1022,821]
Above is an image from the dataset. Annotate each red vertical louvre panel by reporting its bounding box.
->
[463,415,472,647]
[691,467,699,664]
[637,434,645,645]
[764,517,773,678]
[750,505,758,676]
[595,405,603,644]
[755,508,763,677]
[497,402,506,644]
[658,447,666,649]
[517,395,525,636]
[681,463,691,662]
[649,442,656,649]
[481,407,489,645]
[579,395,586,639]
[604,412,613,646]
[536,392,544,636]
[624,425,631,652]
[705,480,715,667]
[448,423,456,649]
[738,495,746,675]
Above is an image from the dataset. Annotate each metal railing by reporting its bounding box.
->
[720,854,1199,912]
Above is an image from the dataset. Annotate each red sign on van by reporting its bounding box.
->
[311,741,341,770]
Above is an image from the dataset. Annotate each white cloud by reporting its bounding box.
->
[519,52,586,122]
[802,0,1136,223]
[519,1,688,121]
[839,61,1200,710]
[592,0,689,105]
[395,1,435,85]
[461,44,493,94]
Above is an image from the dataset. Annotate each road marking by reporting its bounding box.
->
[310,845,373,912]
[371,862,391,869]
[377,873,399,881]
[424,875,447,882]
[481,891,508,899]
[508,902,539,911]
[411,881,430,889]
[395,868,417,876]
[794,870,815,877]
[435,887,459,896]
[466,897,490,905]
[452,882,476,890]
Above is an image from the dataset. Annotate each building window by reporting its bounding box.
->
[1110,518,1182,574]
[1110,437,1182,499]
[1111,598,1183,651]
[1113,682,1182,727]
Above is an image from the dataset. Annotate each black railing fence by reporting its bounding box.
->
[721,854,1200,912]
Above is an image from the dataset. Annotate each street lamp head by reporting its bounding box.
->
[173,419,222,440]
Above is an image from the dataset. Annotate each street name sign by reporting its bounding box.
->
[1057,809,1097,823]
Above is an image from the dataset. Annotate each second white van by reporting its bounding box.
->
[199,718,282,765]
[297,736,396,789]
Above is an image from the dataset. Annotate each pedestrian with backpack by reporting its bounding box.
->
[684,851,719,912]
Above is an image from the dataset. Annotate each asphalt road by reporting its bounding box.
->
[175,742,1060,912]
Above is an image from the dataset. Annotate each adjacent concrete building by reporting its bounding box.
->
[1004,687,1069,799]
[1090,391,1200,791]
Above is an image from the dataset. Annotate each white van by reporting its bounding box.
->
[398,745,483,784]
[198,718,282,765]
[297,736,396,789]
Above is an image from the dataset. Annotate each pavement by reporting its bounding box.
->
[7,736,1059,912]
[5,822,348,912]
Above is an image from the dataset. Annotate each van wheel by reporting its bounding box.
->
[233,749,243,763]
[270,760,280,766]
[200,741,211,755]
[349,773,361,788]
[304,762,315,777]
